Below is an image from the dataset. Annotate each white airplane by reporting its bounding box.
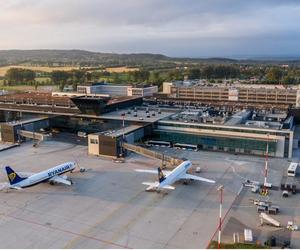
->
[4,161,79,190]
[135,160,215,191]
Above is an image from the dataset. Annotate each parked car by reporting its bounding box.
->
[195,167,201,173]
[77,131,87,138]
[251,185,259,193]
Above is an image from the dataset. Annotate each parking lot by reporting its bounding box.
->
[0,140,297,248]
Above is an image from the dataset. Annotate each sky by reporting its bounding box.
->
[0,0,299,58]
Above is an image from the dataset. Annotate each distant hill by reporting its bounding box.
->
[0,49,299,67]
[0,50,171,67]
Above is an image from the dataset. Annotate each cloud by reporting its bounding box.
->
[0,0,299,57]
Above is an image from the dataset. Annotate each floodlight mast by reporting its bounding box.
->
[217,185,224,249]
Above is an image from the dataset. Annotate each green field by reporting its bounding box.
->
[0,77,58,92]
[0,65,87,77]
[208,241,268,249]
[35,77,52,84]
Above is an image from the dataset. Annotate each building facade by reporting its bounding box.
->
[164,82,300,107]
[154,119,294,158]
[127,86,158,97]
[77,84,158,97]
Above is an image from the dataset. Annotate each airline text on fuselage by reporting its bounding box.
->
[47,164,72,178]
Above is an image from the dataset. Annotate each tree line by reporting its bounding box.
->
[4,68,91,91]
[3,65,300,91]
[5,68,35,84]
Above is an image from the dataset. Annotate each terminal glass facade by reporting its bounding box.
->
[153,130,276,155]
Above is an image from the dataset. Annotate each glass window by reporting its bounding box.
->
[153,130,276,153]
[90,138,98,144]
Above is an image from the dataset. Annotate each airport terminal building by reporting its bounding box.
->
[0,83,298,159]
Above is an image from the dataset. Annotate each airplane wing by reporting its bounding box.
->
[181,173,215,183]
[160,185,175,190]
[142,181,159,191]
[135,169,171,175]
[10,186,23,190]
[0,182,23,191]
[49,176,72,185]
[142,182,175,191]
[0,183,11,191]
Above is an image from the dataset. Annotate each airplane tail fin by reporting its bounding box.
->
[158,167,166,183]
[5,166,27,185]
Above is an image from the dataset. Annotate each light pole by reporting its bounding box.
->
[264,133,269,187]
[217,185,224,249]
[120,112,125,158]
[121,113,125,140]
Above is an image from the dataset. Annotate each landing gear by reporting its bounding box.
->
[49,181,55,185]
[183,179,193,185]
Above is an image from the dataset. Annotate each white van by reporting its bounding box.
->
[287,162,298,177]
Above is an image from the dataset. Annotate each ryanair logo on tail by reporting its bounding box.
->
[8,172,16,182]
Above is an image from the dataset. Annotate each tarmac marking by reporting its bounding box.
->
[63,188,155,248]
[101,193,166,247]
[6,214,131,249]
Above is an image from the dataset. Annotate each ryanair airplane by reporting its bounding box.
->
[135,160,215,191]
[4,162,78,190]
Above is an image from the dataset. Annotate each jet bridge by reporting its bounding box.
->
[0,117,50,143]
[18,130,50,142]
[122,142,183,167]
